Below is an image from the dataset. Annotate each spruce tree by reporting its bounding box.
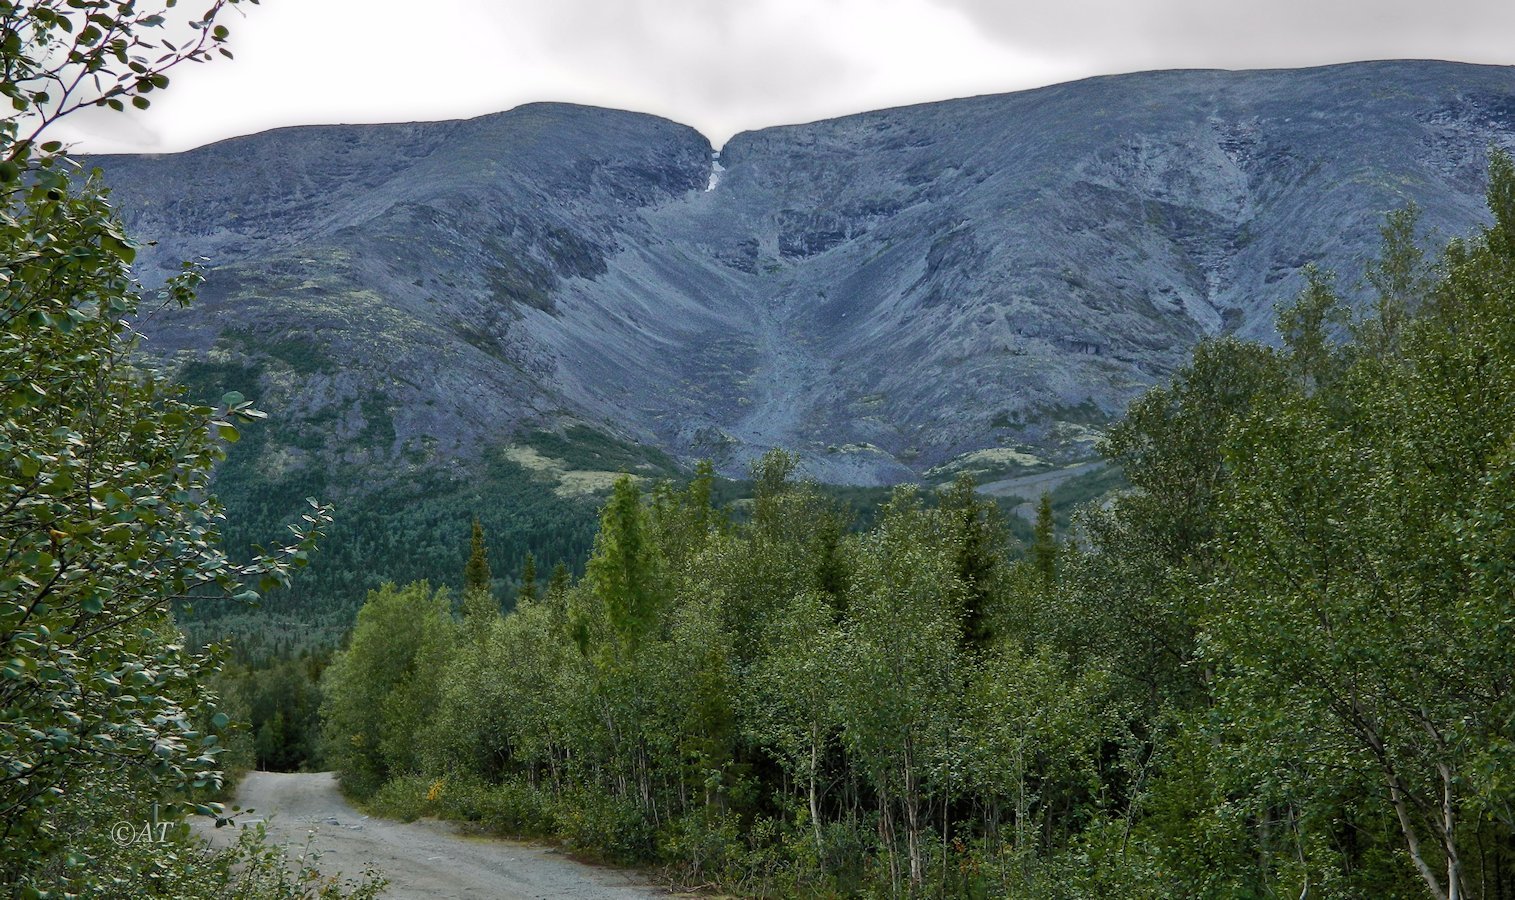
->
[580,476,662,653]
[1030,493,1057,585]
[464,517,492,594]
[942,473,1003,649]
[548,561,572,601]
[519,551,538,606]
[461,518,497,627]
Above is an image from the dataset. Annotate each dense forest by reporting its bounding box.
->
[318,160,1515,899]
[171,415,1078,656]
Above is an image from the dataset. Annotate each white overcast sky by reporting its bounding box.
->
[56,0,1515,155]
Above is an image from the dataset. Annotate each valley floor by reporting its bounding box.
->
[977,460,1105,518]
[206,772,665,900]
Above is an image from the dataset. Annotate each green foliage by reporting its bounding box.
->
[744,589,842,817]
[0,2,396,894]
[313,152,1515,900]
[518,551,538,605]
[1,0,252,159]
[459,518,500,627]
[939,473,1010,649]
[1277,264,1349,389]
[838,487,967,888]
[549,560,571,597]
[1045,462,1127,521]
[216,648,330,772]
[187,449,603,645]
[1030,493,1057,585]
[578,476,664,654]
[1358,202,1432,355]
[187,423,1042,654]
[463,518,492,595]
[444,775,557,836]
[1189,151,1515,900]
[1058,153,1515,898]
[323,458,1075,895]
[223,329,330,376]
[555,786,657,863]
[13,809,386,899]
[522,424,681,474]
[205,823,388,899]
[320,582,455,798]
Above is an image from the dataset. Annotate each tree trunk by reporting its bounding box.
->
[1439,761,1466,900]
[878,783,900,894]
[1014,743,1029,856]
[903,738,924,885]
[809,725,823,854]
[1387,774,1450,900]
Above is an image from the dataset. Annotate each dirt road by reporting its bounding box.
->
[210,772,665,899]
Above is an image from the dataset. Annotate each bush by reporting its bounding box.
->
[204,823,389,900]
[363,774,440,823]
[658,809,744,888]
[441,776,558,837]
[320,583,456,800]
[555,787,655,864]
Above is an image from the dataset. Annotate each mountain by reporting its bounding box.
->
[97,60,1515,485]
[80,60,1515,622]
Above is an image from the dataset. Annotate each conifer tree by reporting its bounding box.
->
[461,518,497,627]
[519,551,538,606]
[1031,493,1057,585]
[941,473,1005,649]
[464,517,492,594]
[581,477,662,652]
[549,560,572,600]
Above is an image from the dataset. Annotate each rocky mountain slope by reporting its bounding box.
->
[95,60,1515,488]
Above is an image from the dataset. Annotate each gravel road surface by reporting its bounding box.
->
[208,771,666,900]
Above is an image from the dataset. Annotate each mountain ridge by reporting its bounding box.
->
[92,59,1515,488]
[112,57,1505,157]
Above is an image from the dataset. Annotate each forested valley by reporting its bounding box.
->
[309,162,1515,898]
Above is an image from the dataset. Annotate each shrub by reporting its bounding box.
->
[555,787,655,864]
[364,775,440,823]
[442,777,558,837]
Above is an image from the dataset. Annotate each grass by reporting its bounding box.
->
[521,425,682,476]
[1049,463,1128,514]
[223,330,331,375]
[175,359,264,406]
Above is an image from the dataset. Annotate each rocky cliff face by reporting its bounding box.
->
[94,60,1515,487]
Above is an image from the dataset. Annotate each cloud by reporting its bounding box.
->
[482,0,866,129]
[56,0,1069,153]
[46,0,1515,155]
[479,0,1068,142]
[931,0,1515,72]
